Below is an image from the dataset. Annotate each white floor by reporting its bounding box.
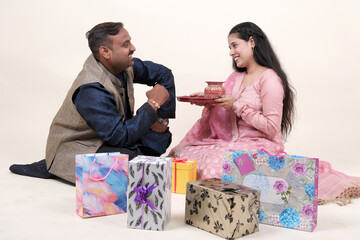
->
[1,157,360,240]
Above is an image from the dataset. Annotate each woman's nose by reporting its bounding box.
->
[229,48,234,56]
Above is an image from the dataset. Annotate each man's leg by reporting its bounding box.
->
[9,159,54,179]
[9,144,144,179]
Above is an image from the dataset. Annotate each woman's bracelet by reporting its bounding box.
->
[148,99,160,109]
[231,100,236,110]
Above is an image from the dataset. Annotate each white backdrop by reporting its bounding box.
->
[1,0,359,174]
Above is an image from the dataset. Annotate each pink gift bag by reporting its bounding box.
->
[75,152,128,218]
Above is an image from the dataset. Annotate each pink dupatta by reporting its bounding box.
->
[319,161,360,205]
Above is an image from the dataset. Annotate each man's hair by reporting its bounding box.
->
[86,22,124,60]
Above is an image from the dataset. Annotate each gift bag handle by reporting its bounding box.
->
[90,157,118,181]
[252,148,287,160]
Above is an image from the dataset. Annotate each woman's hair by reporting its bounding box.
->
[229,22,295,138]
[86,22,124,60]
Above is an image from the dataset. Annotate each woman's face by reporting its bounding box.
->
[228,33,254,69]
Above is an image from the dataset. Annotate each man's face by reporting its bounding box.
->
[107,28,136,74]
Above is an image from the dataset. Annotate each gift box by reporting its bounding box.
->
[127,155,172,230]
[75,152,128,218]
[185,178,260,239]
[222,149,319,232]
[172,158,197,194]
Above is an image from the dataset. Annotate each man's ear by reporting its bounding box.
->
[99,46,111,59]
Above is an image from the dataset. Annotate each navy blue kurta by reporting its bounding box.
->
[72,58,175,154]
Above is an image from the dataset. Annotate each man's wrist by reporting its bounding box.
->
[148,99,160,110]
[147,100,159,111]
[157,118,169,126]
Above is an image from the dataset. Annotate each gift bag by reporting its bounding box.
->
[185,178,260,239]
[75,152,128,218]
[223,149,319,232]
[172,158,197,194]
[127,155,172,230]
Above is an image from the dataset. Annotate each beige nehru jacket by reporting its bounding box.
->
[45,54,134,183]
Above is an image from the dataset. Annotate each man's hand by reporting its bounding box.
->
[150,118,169,133]
[146,84,169,110]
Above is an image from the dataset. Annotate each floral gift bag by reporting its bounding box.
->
[75,152,128,218]
[222,149,319,232]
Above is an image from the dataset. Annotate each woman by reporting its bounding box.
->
[170,22,360,205]
[170,22,294,177]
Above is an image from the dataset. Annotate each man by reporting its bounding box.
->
[9,22,175,184]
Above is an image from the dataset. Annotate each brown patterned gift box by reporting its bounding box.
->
[185,178,260,239]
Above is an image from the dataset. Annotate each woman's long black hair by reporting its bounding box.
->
[229,22,295,138]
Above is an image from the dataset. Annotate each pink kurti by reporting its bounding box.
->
[170,69,285,179]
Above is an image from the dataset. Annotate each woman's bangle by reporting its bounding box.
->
[148,99,160,109]
[231,99,237,111]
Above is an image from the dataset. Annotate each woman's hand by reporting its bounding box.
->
[213,95,236,109]
[189,92,211,107]
[190,91,204,97]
